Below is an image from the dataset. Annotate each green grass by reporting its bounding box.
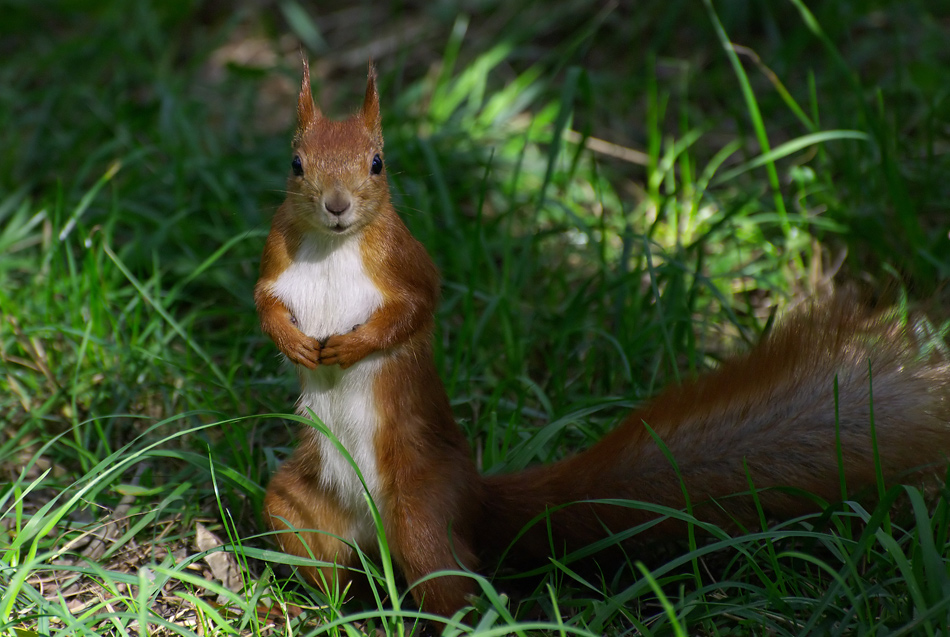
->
[2,0,950,635]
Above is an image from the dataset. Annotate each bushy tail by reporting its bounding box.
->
[477,297,950,566]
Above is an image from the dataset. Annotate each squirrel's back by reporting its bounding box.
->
[479,297,950,565]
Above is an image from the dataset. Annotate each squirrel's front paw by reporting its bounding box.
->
[280,333,322,369]
[320,332,372,369]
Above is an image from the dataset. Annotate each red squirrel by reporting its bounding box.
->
[256,60,950,618]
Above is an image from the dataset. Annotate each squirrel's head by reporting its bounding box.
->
[286,57,389,237]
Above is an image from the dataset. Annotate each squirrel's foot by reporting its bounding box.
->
[280,333,322,369]
[320,331,372,369]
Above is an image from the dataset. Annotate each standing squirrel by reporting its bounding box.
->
[256,61,950,618]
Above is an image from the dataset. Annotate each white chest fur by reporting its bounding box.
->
[270,235,386,525]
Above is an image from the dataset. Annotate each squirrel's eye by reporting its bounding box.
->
[291,155,303,177]
[371,154,383,175]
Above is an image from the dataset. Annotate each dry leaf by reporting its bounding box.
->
[195,523,243,593]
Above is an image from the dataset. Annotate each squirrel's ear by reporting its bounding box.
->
[361,62,382,140]
[296,56,321,140]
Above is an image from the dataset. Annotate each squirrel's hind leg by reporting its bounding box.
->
[385,489,481,619]
[263,460,372,601]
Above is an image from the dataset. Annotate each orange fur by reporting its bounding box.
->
[257,62,950,619]
[258,61,482,617]
[263,447,363,591]
[478,300,950,564]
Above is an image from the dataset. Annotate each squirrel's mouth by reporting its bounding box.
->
[323,217,354,234]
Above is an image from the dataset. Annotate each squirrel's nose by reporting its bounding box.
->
[324,192,352,216]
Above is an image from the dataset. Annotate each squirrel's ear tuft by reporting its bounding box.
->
[296,55,321,141]
[361,61,382,141]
